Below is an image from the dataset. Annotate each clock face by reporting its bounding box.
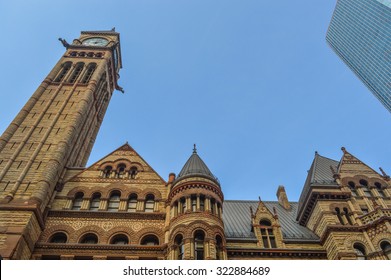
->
[82,37,108,47]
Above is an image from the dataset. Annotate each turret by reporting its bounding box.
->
[166,145,226,260]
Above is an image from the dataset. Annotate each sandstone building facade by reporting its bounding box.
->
[0,30,390,260]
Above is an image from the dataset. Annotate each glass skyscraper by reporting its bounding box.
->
[326,0,391,113]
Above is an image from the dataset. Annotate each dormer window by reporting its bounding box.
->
[259,219,276,248]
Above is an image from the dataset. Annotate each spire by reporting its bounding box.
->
[175,145,219,186]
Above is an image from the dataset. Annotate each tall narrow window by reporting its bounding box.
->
[117,164,126,178]
[335,208,344,224]
[90,193,101,211]
[81,63,96,83]
[343,207,353,225]
[199,196,205,211]
[375,182,386,198]
[191,195,197,212]
[211,198,216,214]
[360,179,372,197]
[353,243,367,260]
[260,220,276,248]
[127,194,137,212]
[108,192,121,212]
[72,192,84,210]
[180,197,186,214]
[348,181,357,197]
[68,63,84,83]
[144,194,155,212]
[54,62,72,82]
[194,230,205,260]
[380,241,391,260]
[175,234,184,260]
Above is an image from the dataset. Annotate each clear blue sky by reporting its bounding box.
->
[0,0,390,202]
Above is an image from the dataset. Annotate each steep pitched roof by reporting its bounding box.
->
[175,146,219,186]
[296,152,339,219]
[223,200,319,242]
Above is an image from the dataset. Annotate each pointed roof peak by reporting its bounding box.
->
[175,146,220,186]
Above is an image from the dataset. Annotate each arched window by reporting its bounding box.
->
[353,243,367,260]
[68,63,84,83]
[49,232,67,243]
[359,179,372,197]
[81,63,96,83]
[144,194,155,212]
[380,241,391,260]
[375,182,385,198]
[141,235,159,245]
[130,167,138,179]
[110,234,129,245]
[103,166,112,178]
[191,195,197,211]
[260,219,276,248]
[127,194,138,212]
[216,235,223,260]
[80,233,98,244]
[117,164,126,178]
[72,192,84,210]
[54,62,72,83]
[348,181,357,197]
[174,234,184,260]
[89,193,101,211]
[108,191,121,212]
[194,230,205,260]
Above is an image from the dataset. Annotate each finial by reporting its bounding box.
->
[193,144,197,154]
[315,151,318,155]
[341,147,346,152]
[111,27,116,31]
[258,196,262,201]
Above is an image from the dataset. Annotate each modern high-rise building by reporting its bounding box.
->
[0,30,390,260]
[326,0,391,113]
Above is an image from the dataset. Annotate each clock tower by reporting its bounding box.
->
[0,30,123,259]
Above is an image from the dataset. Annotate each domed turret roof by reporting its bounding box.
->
[175,145,219,186]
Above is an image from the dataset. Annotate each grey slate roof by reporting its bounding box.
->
[175,148,219,185]
[223,200,320,242]
[297,153,339,220]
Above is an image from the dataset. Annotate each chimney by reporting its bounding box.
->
[168,173,176,183]
[276,185,291,210]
